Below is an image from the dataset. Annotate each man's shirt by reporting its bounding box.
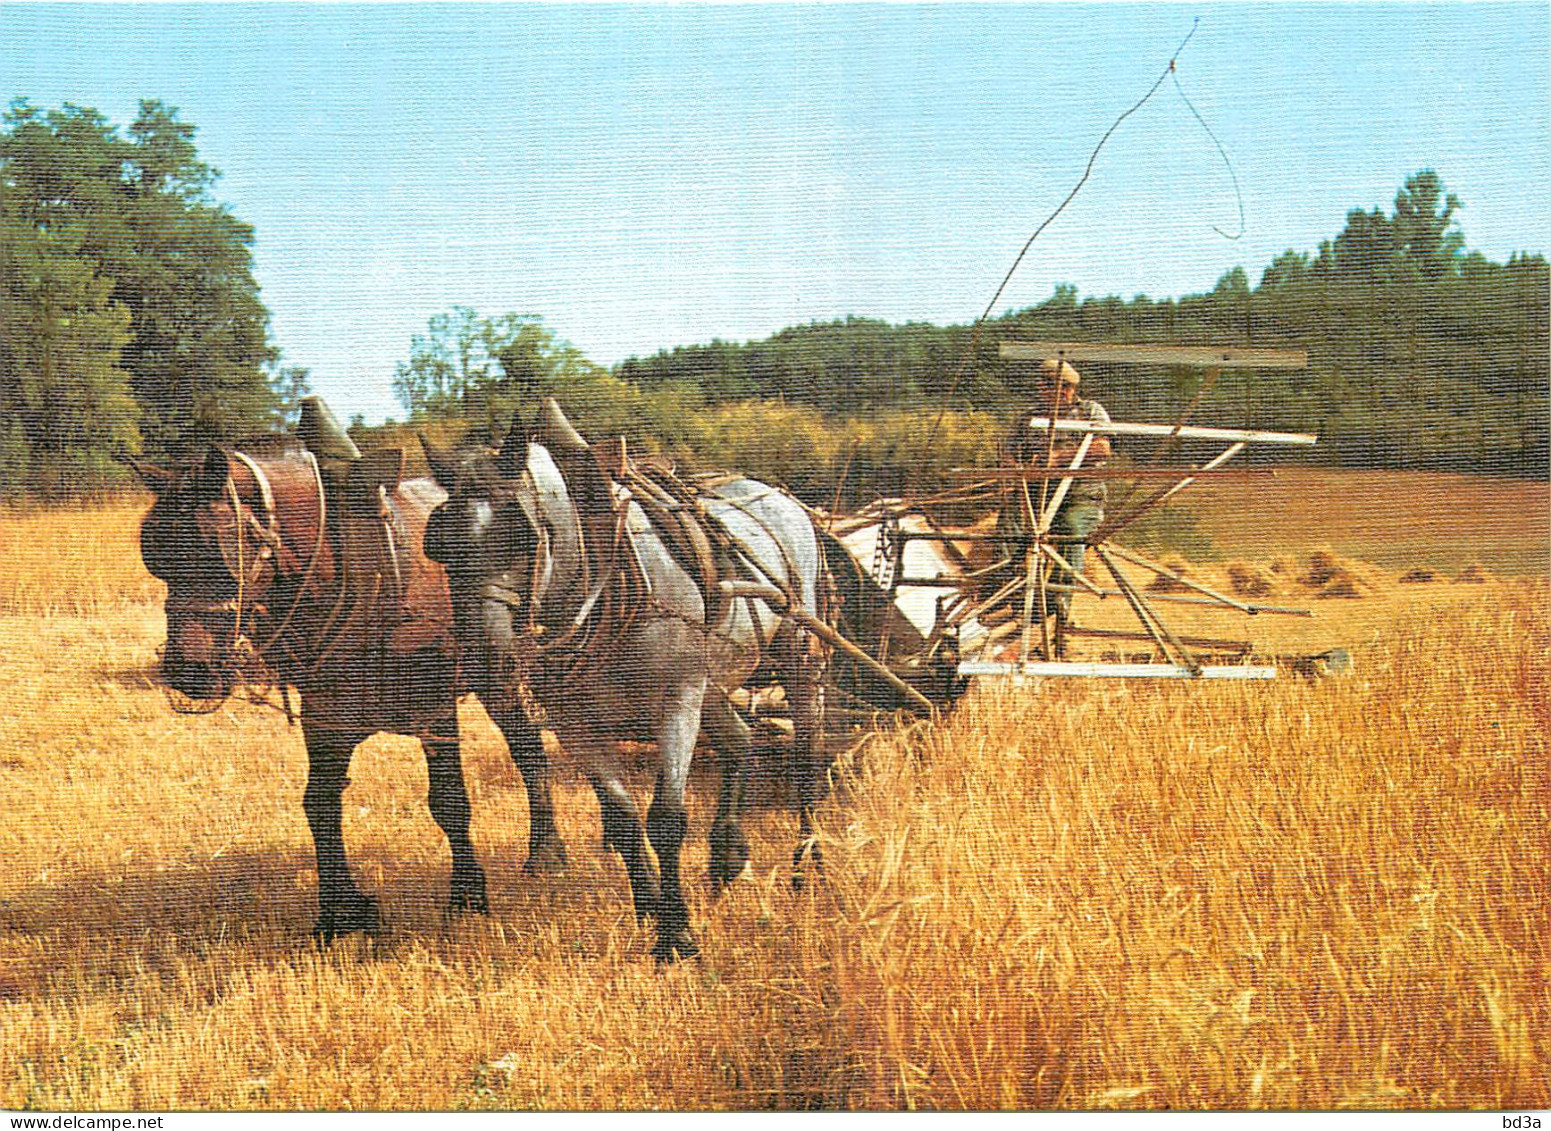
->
[1016,397,1112,504]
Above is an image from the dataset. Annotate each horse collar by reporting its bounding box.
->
[230,450,277,529]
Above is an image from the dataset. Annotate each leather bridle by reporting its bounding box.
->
[167,448,328,682]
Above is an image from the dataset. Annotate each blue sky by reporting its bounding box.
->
[2,3,1547,423]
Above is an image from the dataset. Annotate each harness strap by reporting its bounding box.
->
[230,450,277,526]
[624,469,726,625]
[253,450,328,658]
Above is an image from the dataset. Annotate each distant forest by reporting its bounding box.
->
[615,170,1548,477]
[3,100,1547,500]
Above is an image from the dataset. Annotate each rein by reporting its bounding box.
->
[167,452,285,651]
[250,450,328,658]
[479,468,646,723]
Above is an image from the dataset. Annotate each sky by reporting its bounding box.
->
[2,3,1547,424]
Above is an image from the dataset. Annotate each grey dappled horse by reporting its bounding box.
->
[422,405,829,961]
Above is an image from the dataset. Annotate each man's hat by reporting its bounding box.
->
[1038,358,1082,386]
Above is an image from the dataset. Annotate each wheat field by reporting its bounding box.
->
[0,495,1546,1110]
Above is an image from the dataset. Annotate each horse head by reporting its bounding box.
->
[136,445,290,702]
[422,427,557,680]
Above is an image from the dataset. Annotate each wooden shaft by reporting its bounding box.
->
[1025,417,1317,446]
[1057,586,1312,616]
[1095,545,1178,666]
[720,580,936,713]
[1096,547,1202,676]
[1095,441,1246,542]
[1039,542,1107,597]
[1060,623,1253,652]
[1152,440,1246,506]
[1107,366,1224,519]
[962,465,1271,481]
[1102,541,1256,615]
[895,530,1088,544]
[960,660,1278,680]
[1037,432,1095,534]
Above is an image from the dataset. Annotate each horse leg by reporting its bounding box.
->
[646,681,704,962]
[699,694,752,894]
[577,745,659,922]
[488,706,568,873]
[783,623,830,889]
[300,720,380,941]
[421,722,488,917]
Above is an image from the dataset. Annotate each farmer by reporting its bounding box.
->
[998,358,1113,623]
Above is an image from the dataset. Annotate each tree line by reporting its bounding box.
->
[611,172,1547,478]
[2,98,1545,500]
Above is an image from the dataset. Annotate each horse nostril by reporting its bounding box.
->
[162,657,227,700]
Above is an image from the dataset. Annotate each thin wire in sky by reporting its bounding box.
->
[1173,68,1244,241]
[923,19,1201,454]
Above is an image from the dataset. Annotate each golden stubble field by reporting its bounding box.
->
[0,486,1547,1111]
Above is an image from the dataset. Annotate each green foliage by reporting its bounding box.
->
[613,170,1546,478]
[0,99,276,494]
[1391,170,1465,281]
[392,308,603,436]
[617,316,976,416]
[0,206,136,498]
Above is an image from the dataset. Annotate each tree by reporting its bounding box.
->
[1259,250,1311,291]
[1316,207,1398,284]
[1392,169,1464,280]
[0,109,139,496]
[1212,266,1249,296]
[392,309,603,428]
[267,364,312,431]
[0,99,276,475]
[0,215,136,497]
[113,101,276,448]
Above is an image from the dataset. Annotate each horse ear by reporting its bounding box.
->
[122,454,175,493]
[195,446,231,500]
[419,434,460,490]
[496,424,530,478]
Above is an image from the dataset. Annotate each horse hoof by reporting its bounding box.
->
[446,875,489,918]
[709,824,751,894]
[313,893,381,943]
[652,929,700,964]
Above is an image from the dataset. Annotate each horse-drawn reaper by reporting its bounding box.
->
[138,342,1332,960]
[825,341,1341,691]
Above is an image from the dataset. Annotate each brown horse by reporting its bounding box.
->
[136,425,567,940]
